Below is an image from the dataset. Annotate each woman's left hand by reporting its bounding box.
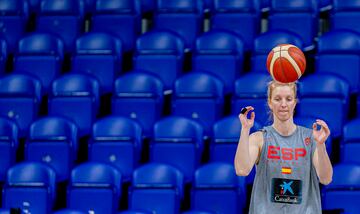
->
[312,119,331,145]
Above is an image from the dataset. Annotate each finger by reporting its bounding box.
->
[240,106,254,115]
[250,111,255,121]
[312,122,317,131]
[316,119,331,135]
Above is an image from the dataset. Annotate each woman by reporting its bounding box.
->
[234,81,333,214]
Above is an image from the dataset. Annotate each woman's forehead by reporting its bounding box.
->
[272,85,295,96]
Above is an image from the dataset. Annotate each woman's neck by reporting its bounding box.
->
[272,118,297,136]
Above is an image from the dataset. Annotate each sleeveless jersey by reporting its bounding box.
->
[249,126,322,214]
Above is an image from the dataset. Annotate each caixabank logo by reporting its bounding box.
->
[271,178,302,204]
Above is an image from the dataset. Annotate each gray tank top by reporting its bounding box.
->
[249,126,321,214]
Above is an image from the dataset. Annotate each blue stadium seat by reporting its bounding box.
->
[150,116,204,183]
[193,30,244,93]
[0,74,42,137]
[153,0,204,50]
[72,32,123,93]
[0,0,29,53]
[191,162,246,214]
[294,115,332,156]
[268,0,318,50]
[36,0,85,52]
[89,116,143,182]
[0,209,10,214]
[315,29,360,94]
[53,209,86,214]
[129,163,184,214]
[322,163,360,214]
[341,118,360,164]
[210,0,261,51]
[48,73,100,136]
[25,116,79,182]
[134,30,185,91]
[297,73,350,138]
[0,38,8,75]
[251,30,304,73]
[232,73,272,125]
[211,115,262,164]
[0,117,18,182]
[331,0,360,34]
[112,72,164,137]
[91,0,141,52]
[182,211,214,214]
[14,33,64,93]
[172,72,224,135]
[2,162,56,214]
[67,162,122,214]
[118,210,152,214]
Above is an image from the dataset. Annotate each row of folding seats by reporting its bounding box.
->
[1,27,360,95]
[0,70,352,140]
[1,0,358,54]
[2,159,360,213]
[0,161,247,214]
[0,108,352,187]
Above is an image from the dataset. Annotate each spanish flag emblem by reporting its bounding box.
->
[281,167,292,174]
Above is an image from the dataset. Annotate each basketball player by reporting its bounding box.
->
[234,81,332,214]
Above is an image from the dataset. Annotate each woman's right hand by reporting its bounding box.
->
[238,106,255,130]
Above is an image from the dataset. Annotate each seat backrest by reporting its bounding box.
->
[90,115,143,181]
[343,118,360,144]
[316,29,360,94]
[6,161,56,199]
[112,71,164,136]
[252,30,304,73]
[68,161,122,214]
[297,73,350,137]
[211,115,261,163]
[92,0,141,51]
[134,30,185,90]
[194,30,244,93]
[323,163,360,213]
[173,72,224,134]
[0,38,8,74]
[136,30,185,58]
[51,73,100,107]
[18,32,64,60]
[38,0,85,51]
[0,0,29,52]
[70,162,122,197]
[0,117,19,148]
[0,74,42,136]
[192,162,246,214]
[0,117,19,181]
[154,0,204,50]
[53,209,86,214]
[211,0,261,50]
[92,116,142,147]
[76,32,122,58]
[152,116,204,182]
[268,0,318,49]
[132,162,184,199]
[74,32,123,93]
[49,73,100,136]
[331,0,360,33]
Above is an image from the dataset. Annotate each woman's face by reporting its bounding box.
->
[268,85,297,122]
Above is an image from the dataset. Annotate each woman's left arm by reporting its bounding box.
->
[312,119,333,185]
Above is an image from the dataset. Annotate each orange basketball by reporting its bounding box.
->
[266,44,306,83]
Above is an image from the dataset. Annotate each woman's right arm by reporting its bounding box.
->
[234,106,262,176]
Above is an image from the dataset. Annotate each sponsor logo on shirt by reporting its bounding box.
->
[271,178,302,204]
